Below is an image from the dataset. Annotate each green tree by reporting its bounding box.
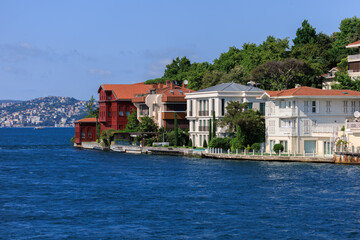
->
[86,96,98,118]
[125,110,139,132]
[174,112,178,147]
[219,101,265,146]
[249,58,316,90]
[293,20,317,46]
[203,139,208,148]
[208,119,212,143]
[212,110,216,138]
[138,116,158,132]
[332,71,360,91]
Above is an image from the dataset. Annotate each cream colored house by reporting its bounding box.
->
[185,82,265,147]
[346,40,360,79]
[262,86,360,155]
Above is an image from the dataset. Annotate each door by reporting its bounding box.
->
[304,140,316,154]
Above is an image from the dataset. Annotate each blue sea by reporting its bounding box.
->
[1,128,360,239]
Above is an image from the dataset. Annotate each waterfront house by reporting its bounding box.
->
[74,82,155,145]
[185,82,265,147]
[346,40,360,79]
[97,82,155,131]
[262,86,360,155]
[74,118,97,144]
[132,80,194,130]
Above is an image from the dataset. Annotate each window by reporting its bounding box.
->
[304,101,309,113]
[107,95,111,100]
[192,120,195,131]
[247,102,253,110]
[153,104,156,112]
[151,90,156,94]
[292,101,296,108]
[108,111,111,117]
[304,120,310,134]
[88,131,92,139]
[189,101,192,116]
[352,101,356,112]
[288,101,291,108]
[126,111,130,116]
[221,99,225,116]
[312,120,317,127]
[326,101,331,113]
[324,141,332,155]
[260,103,265,115]
[269,120,275,134]
[312,101,316,113]
[280,140,288,152]
[270,140,276,152]
[344,101,348,113]
[119,111,124,116]
[280,100,286,108]
[81,131,85,139]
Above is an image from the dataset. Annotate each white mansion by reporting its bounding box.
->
[185,82,265,147]
[261,86,360,155]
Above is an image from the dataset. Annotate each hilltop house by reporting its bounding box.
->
[262,86,360,155]
[346,40,360,79]
[132,80,194,130]
[185,82,265,147]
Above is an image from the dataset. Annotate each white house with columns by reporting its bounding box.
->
[185,82,265,147]
[262,86,360,156]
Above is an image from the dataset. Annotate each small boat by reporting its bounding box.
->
[34,126,45,130]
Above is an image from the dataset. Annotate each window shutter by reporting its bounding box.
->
[316,101,320,113]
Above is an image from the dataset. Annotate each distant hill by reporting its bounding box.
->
[0,100,23,104]
[0,96,96,128]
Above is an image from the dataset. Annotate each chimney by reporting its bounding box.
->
[166,80,171,87]
[295,84,301,88]
[182,82,187,88]
[170,81,174,89]
[158,82,163,89]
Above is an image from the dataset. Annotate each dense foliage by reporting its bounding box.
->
[220,101,265,147]
[144,17,360,91]
[209,137,231,149]
[273,144,284,153]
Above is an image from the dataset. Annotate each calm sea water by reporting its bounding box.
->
[1,128,360,239]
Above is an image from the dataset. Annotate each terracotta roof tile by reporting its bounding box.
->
[75,118,97,123]
[347,40,360,46]
[266,86,360,97]
[99,83,154,100]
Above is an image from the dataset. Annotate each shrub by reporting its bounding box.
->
[341,125,345,131]
[230,138,243,152]
[203,139,208,148]
[152,144,156,147]
[251,143,261,151]
[209,137,231,149]
[188,138,193,147]
[273,144,284,153]
[70,136,75,144]
[163,144,169,147]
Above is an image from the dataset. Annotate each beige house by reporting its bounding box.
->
[262,86,360,156]
[185,82,265,147]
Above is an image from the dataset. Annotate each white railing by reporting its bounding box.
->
[346,122,360,130]
[278,108,297,117]
[311,126,337,133]
[348,54,360,62]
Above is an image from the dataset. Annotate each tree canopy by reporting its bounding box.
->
[144,17,360,92]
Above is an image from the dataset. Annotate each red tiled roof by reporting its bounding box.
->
[75,118,97,123]
[157,85,194,96]
[266,86,360,97]
[347,40,360,46]
[99,82,154,100]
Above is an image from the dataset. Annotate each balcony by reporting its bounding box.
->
[278,108,297,117]
[346,122,360,130]
[162,111,186,120]
[198,126,209,132]
[348,54,360,62]
[198,111,209,116]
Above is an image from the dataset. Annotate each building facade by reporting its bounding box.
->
[346,40,360,79]
[132,80,194,130]
[98,82,155,131]
[74,118,97,144]
[185,82,265,147]
[263,86,360,155]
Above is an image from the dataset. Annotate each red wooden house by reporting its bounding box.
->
[74,118,97,144]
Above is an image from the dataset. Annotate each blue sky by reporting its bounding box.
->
[1,0,359,100]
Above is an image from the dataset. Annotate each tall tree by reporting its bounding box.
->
[208,119,212,143]
[125,110,139,132]
[219,101,265,146]
[249,58,316,90]
[212,110,216,138]
[138,116,158,132]
[293,20,317,46]
[174,112,178,147]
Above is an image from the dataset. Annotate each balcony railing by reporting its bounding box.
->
[198,111,209,116]
[198,126,209,131]
[346,122,360,130]
[348,54,360,62]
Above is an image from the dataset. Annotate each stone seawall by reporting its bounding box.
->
[334,152,360,164]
